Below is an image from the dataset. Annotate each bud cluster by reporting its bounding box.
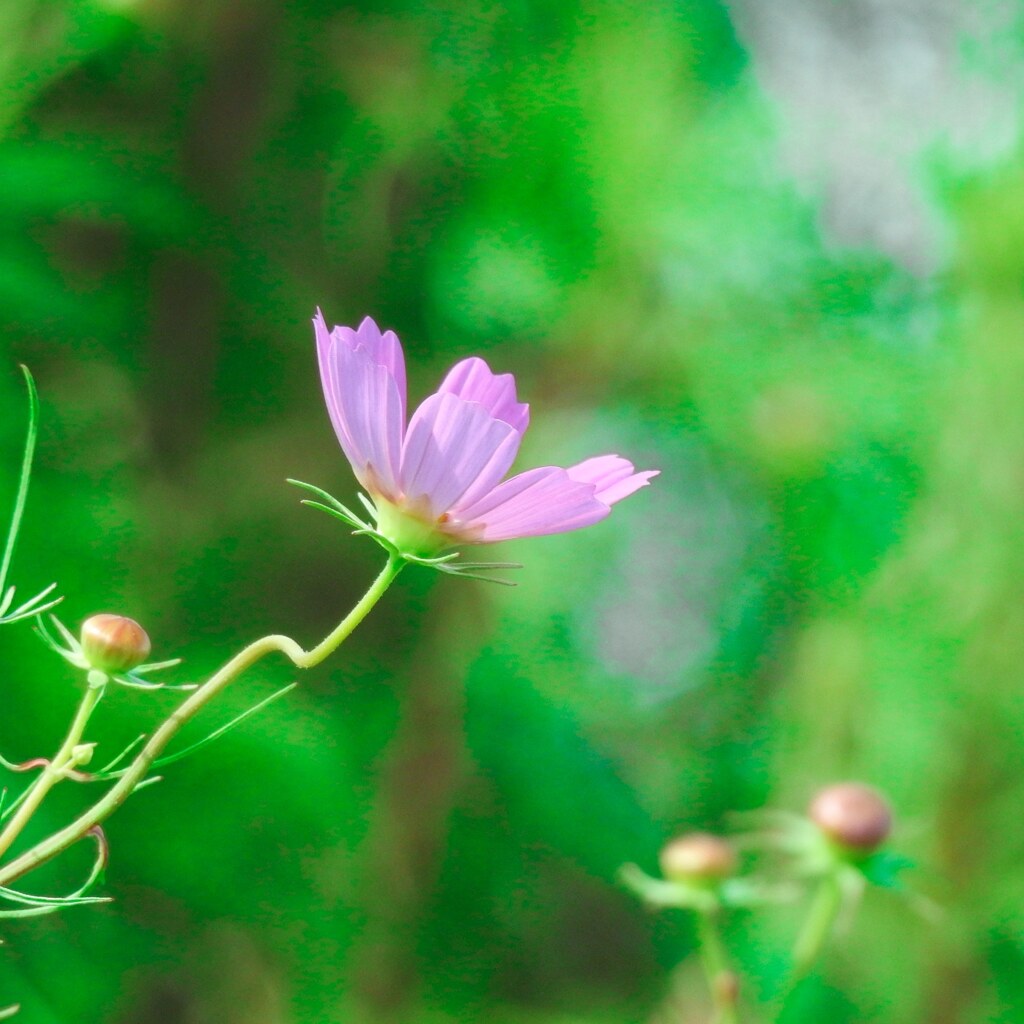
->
[622,779,907,952]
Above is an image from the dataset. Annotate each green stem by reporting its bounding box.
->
[790,872,842,981]
[0,682,101,860]
[697,907,741,1024]
[0,554,403,886]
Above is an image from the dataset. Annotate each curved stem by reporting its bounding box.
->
[0,682,101,860]
[697,907,741,1024]
[0,554,403,886]
[790,872,842,981]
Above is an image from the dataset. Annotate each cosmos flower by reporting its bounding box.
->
[311,312,657,561]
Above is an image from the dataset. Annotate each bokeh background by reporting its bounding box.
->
[1,1,1023,1021]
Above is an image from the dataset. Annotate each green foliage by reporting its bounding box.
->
[0,0,1022,1021]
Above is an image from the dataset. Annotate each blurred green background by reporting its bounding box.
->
[1,0,1023,1021]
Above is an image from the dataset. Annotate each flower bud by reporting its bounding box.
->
[809,782,892,854]
[80,614,151,673]
[659,832,737,885]
[71,743,95,767]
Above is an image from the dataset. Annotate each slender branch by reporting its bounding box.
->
[0,684,101,860]
[0,554,403,886]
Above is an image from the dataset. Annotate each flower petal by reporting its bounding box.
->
[316,312,404,497]
[566,455,659,505]
[451,466,611,543]
[438,357,529,434]
[400,392,521,517]
[328,314,407,424]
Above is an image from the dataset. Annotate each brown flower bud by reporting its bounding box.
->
[659,832,737,884]
[80,614,152,673]
[809,782,892,854]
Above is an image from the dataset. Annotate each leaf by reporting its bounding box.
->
[0,831,109,919]
[90,684,298,781]
[0,368,60,626]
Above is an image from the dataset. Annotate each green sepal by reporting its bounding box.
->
[35,615,189,692]
[858,850,915,890]
[619,862,718,912]
[620,862,797,913]
[287,478,373,531]
[289,478,523,585]
[404,553,522,586]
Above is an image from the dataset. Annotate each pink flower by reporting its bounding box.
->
[314,312,657,557]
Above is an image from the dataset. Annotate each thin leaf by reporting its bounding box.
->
[0,829,108,918]
[0,886,109,910]
[151,683,297,769]
[0,783,32,822]
[0,367,39,601]
[0,901,107,920]
[97,734,146,774]
[1,587,62,624]
[0,1003,19,1019]
[6,581,57,615]
[93,684,297,781]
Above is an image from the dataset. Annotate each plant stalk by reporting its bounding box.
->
[697,906,741,1024]
[0,682,102,860]
[790,872,843,981]
[0,554,403,886]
